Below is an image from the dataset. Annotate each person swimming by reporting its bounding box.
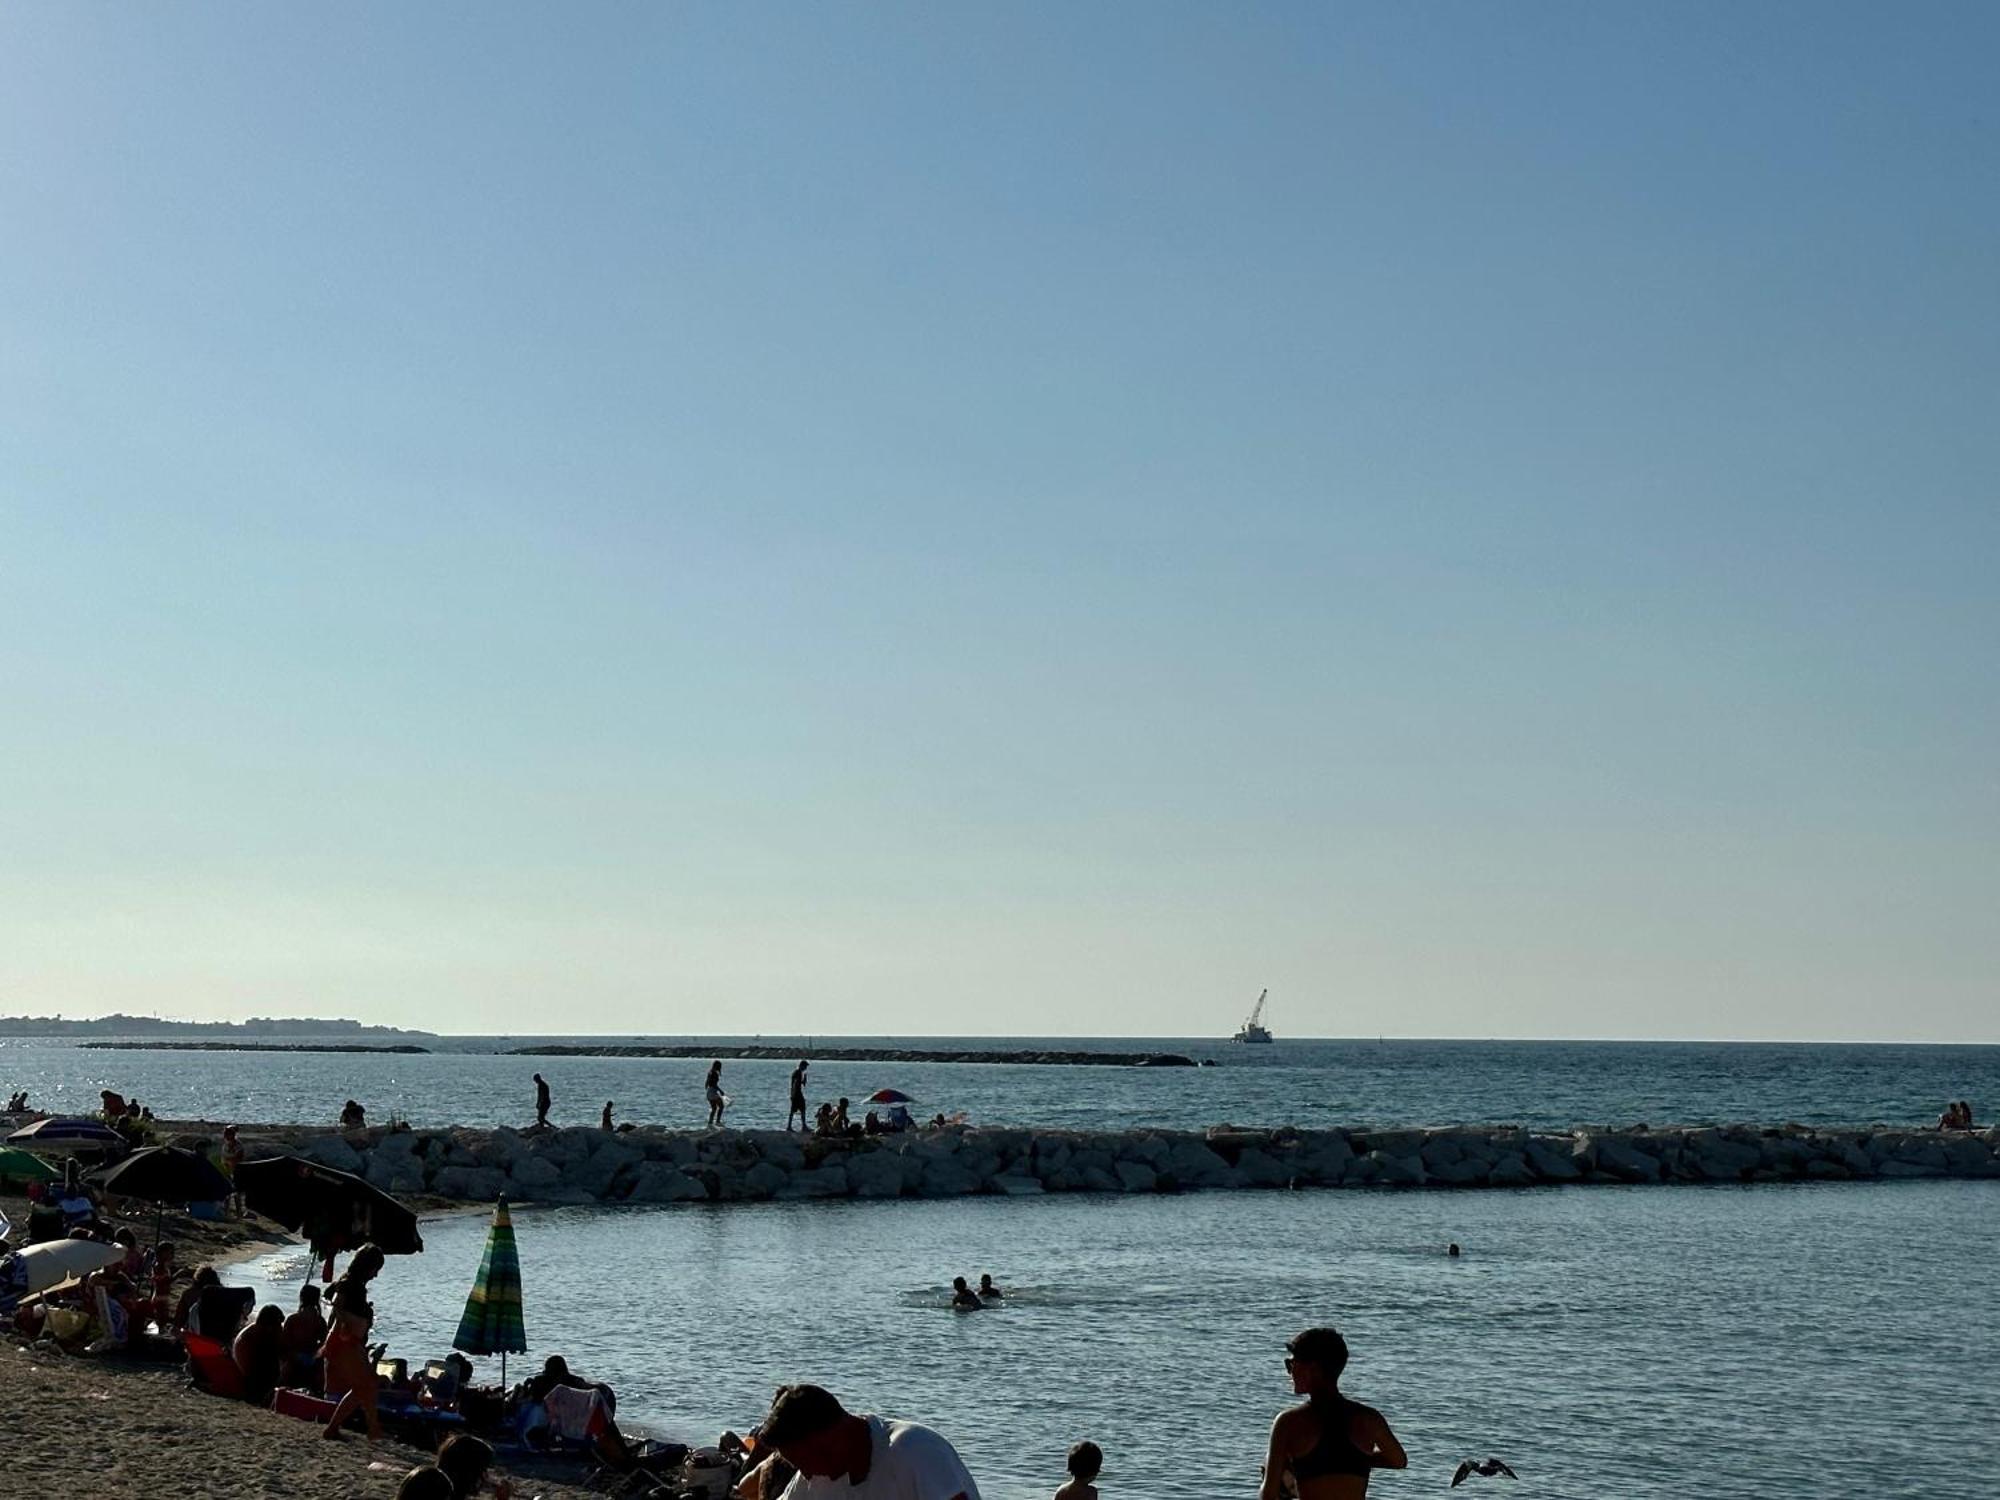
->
[950,1277,983,1311]
[978,1273,1003,1300]
[1259,1327,1407,1500]
[1055,1440,1102,1500]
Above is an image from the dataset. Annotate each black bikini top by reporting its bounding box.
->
[1292,1394,1372,1481]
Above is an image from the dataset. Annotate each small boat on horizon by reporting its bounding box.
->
[1233,989,1274,1044]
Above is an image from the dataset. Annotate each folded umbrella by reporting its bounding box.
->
[236,1154,423,1259]
[454,1196,526,1385]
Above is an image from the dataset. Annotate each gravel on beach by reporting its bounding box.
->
[0,1345,600,1500]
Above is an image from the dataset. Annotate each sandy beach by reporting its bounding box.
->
[1,1188,602,1498]
[0,1346,599,1500]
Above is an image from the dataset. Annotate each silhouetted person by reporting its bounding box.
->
[706,1061,727,1128]
[1056,1441,1102,1500]
[533,1074,551,1129]
[951,1277,982,1311]
[602,1101,615,1132]
[755,1383,979,1500]
[788,1060,811,1131]
[1260,1326,1406,1499]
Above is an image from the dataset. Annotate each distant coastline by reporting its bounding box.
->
[77,1040,432,1055]
[0,1014,429,1039]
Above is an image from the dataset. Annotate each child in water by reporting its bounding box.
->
[1055,1440,1102,1500]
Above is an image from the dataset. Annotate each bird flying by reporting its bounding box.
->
[1450,1457,1518,1486]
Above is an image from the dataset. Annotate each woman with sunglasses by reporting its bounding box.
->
[1259,1327,1406,1499]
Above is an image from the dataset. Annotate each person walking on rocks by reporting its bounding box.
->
[787,1059,811,1131]
[533,1073,551,1129]
[705,1060,728,1128]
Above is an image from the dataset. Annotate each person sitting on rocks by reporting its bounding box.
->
[339,1099,367,1130]
[833,1098,852,1135]
[950,1277,983,1311]
[864,1111,883,1135]
[814,1103,836,1137]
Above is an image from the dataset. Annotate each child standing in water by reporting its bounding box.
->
[1055,1441,1102,1500]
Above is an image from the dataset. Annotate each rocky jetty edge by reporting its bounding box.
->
[509,1043,1202,1066]
[218,1120,2000,1207]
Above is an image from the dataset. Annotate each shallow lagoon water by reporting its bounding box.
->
[244,1179,1997,1499]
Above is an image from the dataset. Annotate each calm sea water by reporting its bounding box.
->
[5,1036,1995,1132]
[12,1037,1989,1495]
[238,1180,1999,1500]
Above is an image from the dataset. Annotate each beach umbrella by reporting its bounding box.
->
[235,1155,424,1262]
[92,1146,232,1248]
[453,1197,526,1386]
[866,1089,914,1105]
[7,1117,125,1155]
[0,1146,57,1186]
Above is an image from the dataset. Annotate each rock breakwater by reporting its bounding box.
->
[222,1120,2000,1209]
[508,1044,1202,1067]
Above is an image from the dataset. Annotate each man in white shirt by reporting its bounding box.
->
[755,1384,980,1500]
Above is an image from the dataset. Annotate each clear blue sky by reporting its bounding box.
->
[2,4,1993,1040]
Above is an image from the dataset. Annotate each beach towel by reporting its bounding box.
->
[543,1383,608,1442]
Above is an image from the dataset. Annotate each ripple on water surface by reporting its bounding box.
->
[243,1180,1996,1500]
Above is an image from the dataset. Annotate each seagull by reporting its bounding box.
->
[1450,1457,1518,1486]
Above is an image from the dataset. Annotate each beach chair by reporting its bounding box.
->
[85,1285,130,1355]
[541,1383,611,1447]
[192,1284,254,1341]
[183,1332,246,1398]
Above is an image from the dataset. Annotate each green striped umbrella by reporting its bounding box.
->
[453,1196,526,1384]
[0,1146,57,1186]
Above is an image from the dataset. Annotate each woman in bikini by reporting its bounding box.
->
[1259,1327,1406,1500]
[321,1243,387,1441]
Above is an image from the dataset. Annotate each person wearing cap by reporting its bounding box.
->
[755,1383,979,1499]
